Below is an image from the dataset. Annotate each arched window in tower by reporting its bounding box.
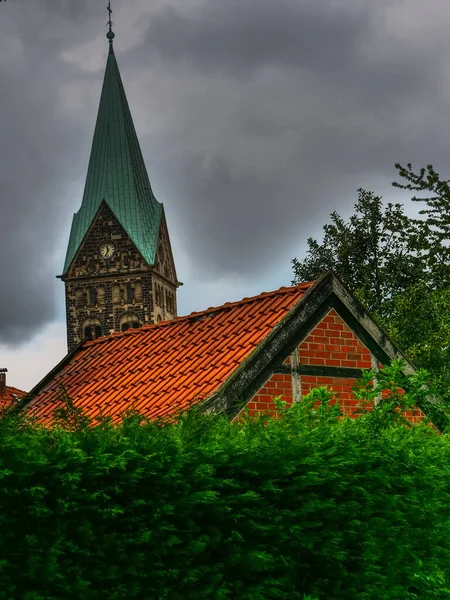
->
[166,291,170,312]
[125,283,134,303]
[75,288,85,307]
[97,286,105,305]
[82,318,102,341]
[134,282,142,302]
[167,292,174,313]
[120,313,140,332]
[88,286,97,306]
[112,284,121,304]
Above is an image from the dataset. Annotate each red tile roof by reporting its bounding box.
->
[26,282,315,424]
[0,386,27,410]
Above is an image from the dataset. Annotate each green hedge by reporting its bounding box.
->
[0,363,449,600]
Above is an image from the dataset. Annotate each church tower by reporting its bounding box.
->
[60,11,180,352]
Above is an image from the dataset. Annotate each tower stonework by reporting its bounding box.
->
[60,26,180,352]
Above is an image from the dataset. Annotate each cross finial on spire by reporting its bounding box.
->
[106,1,115,43]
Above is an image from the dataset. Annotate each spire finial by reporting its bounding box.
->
[106,1,115,42]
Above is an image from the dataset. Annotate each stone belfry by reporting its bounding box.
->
[60,5,180,351]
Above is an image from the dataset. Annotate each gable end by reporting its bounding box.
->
[202,273,420,421]
[201,273,335,418]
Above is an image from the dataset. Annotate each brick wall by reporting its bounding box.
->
[246,373,293,418]
[299,311,372,369]
[244,309,427,425]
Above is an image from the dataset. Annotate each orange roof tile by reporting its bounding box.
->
[0,386,27,410]
[25,282,315,424]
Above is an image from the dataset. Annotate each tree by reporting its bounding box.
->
[385,282,450,388]
[389,163,450,391]
[393,162,450,288]
[291,188,421,319]
[292,165,450,394]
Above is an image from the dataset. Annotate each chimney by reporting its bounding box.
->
[0,369,7,395]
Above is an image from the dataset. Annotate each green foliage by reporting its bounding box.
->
[292,166,450,397]
[0,368,449,599]
[384,283,450,390]
[393,162,450,287]
[291,188,421,318]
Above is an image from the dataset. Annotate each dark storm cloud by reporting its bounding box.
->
[141,0,369,76]
[2,0,450,344]
[133,0,447,277]
[139,0,432,97]
[0,0,99,343]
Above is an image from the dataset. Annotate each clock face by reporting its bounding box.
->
[99,242,115,258]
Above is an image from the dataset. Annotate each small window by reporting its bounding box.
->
[112,284,121,304]
[134,282,143,302]
[125,283,134,302]
[82,318,102,341]
[120,313,139,332]
[88,287,97,306]
[97,286,105,305]
[75,288,84,307]
[167,292,174,313]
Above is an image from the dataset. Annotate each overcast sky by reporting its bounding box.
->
[2,0,450,391]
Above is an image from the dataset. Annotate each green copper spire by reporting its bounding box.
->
[62,11,162,275]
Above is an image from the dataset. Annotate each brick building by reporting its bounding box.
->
[32,16,430,427]
[60,25,180,352]
[22,273,429,426]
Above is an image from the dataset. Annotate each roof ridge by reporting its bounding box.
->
[187,281,315,316]
[87,281,316,346]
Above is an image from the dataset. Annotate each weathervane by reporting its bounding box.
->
[106,1,115,42]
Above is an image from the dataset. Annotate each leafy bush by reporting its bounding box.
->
[0,364,448,599]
